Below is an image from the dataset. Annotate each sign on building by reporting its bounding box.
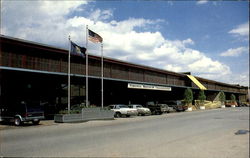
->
[128,83,171,91]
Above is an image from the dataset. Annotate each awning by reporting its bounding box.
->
[187,75,207,90]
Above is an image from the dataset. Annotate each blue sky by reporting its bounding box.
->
[1,0,249,86]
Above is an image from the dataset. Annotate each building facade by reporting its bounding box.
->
[0,35,248,117]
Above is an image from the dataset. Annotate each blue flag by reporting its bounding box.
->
[70,41,86,57]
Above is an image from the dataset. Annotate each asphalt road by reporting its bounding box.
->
[1,107,249,157]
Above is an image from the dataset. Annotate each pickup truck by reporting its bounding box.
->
[0,101,45,126]
[145,101,168,115]
[163,100,188,112]
[108,104,138,118]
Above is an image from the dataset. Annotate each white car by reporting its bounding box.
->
[108,104,138,118]
[129,104,151,116]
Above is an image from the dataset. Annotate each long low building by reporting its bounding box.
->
[0,35,248,117]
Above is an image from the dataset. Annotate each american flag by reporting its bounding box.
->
[88,29,103,43]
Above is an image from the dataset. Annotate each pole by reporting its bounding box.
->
[101,43,104,108]
[86,25,89,107]
[68,35,71,114]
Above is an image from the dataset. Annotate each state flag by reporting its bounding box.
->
[70,41,86,57]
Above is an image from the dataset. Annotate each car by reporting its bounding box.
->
[237,101,248,107]
[0,101,45,126]
[145,101,168,115]
[108,104,138,118]
[128,104,151,116]
[158,103,175,113]
[225,101,238,107]
[163,100,188,112]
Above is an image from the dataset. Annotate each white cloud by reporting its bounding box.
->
[220,47,249,57]
[229,22,249,38]
[89,9,113,22]
[196,0,208,5]
[1,0,88,46]
[1,1,248,86]
[182,38,195,46]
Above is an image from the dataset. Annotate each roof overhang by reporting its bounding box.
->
[187,75,207,90]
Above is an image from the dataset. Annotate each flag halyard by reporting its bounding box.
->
[88,29,103,43]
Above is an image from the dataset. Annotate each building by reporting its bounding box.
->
[0,35,248,118]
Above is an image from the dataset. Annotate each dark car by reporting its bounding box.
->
[0,101,44,126]
[145,101,168,115]
[163,100,187,112]
[237,101,248,107]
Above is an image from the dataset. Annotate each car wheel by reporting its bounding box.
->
[14,117,22,126]
[115,112,121,118]
[32,120,40,125]
[126,115,130,117]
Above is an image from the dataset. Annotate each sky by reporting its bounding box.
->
[1,0,249,86]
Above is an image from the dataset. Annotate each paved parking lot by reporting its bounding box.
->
[0,119,57,130]
[1,107,249,157]
[0,108,249,158]
[0,107,244,130]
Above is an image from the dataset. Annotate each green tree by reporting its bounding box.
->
[219,91,226,105]
[230,94,236,103]
[198,90,206,106]
[184,88,193,107]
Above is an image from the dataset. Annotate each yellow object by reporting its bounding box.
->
[187,75,207,90]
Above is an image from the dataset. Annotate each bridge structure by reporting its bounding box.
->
[0,35,248,116]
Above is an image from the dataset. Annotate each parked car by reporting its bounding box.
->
[163,100,188,112]
[108,104,138,118]
[145,101,168,115]
[0,101,45,126]
[237,101,248,107]
[225,101,238,107]
[159,103,175,113]
[128,104,151,116]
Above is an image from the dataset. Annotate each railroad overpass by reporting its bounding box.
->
[0,35,248,116]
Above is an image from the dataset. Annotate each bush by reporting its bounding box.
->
[184,88,193,107]
[58,110,81,114]
[219,91,226,105]
[198,90,206,106]
[58,104,99,114]
[230,94,236,104]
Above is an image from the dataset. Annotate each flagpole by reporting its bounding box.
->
[101,43,104,109]
[68,35,71,114]
[86,25,89,107]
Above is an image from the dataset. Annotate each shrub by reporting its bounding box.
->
[198,90,206,106]
[230,94,236,103]
[58,110,81,114]
[184,88,193,107]
[219,91,226,105]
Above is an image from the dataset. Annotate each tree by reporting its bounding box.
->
[198,90,206,106]
[219,91,226,105]
[230,94,236,103]
[184,88,193,107]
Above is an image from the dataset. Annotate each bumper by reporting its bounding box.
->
[127,111,138,116]
[138,111,151,115]
[21,116,45,122]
